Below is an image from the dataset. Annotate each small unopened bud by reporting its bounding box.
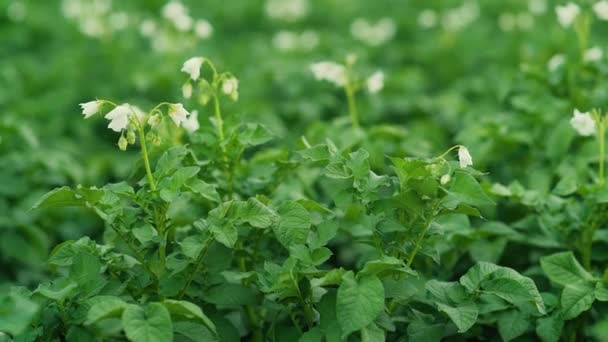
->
[440,174,451,185]
[126,130,136,144]
[118,135,128,151]
[150,133,161,146]
[148,114,161,127]
[182,82,193,99]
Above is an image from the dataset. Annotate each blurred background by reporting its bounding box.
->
[1,0,605,287]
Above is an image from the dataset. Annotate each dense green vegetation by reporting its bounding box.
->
[3,0,608,341]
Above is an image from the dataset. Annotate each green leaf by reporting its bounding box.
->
[336,272,385,338]
[561,282,595,320]
[536,314,564,342]
[162,300,216,335]
[209,221,237,248]
[186,179,221,203]
[32,186,83,209]
[361,322,385,342]
[407,320,444,342]
[0,290,39,336]
[122,303,173,342]
[86,296,128,325]
[497,310,529,341]
[203,284,257,306]
[459,262,501,291]
[596,282,608,301]
[436,302,478,333]
[540,252,593,286]
[273,201,311,248]
[235,198,277,228]
[442,171,495,209]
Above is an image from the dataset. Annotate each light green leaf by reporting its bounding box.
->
[235,198,277,228]
[0,290,39,336]
[203,284,256,306]
[436,302,478,333]
[497,310,529,341]
[122,303,173,342]
[162,300,216,335]
[442,171,495,209]
[361,322,385,342]
[86,296,128,325]
[596,282,608,302]
[540,252,593,286]
[273,201,311,248]
[561,282,595,320]
[536,314,564,342]
[32,187,83,209]
[336,272,385,338]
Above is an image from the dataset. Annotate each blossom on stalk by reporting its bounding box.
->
[181,57,204,81]
[182,83,193,99]
[168,103,189,127]
[80,100,102,118]
[584,46,603,62]
[367,71,384,94]
[594,0,608,20]
[570,109,596,136]
[183,110,200,133]
[310,61,346,87]
[555,2,580,28]
[105,104,132,132]
[547,54,566,71]
[458,146,473,168]
[194,19,213,39]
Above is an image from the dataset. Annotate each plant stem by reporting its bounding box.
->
[213,95,225,142]
[138,125,156,191]
[344,82,359,129]
[238,251,263,340]
[598,121,605,186]
[406,220,432,267]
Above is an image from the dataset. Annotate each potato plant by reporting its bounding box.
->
[4,1,608,341]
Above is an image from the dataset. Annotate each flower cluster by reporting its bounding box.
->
[555,1,608,28]
[265,0,309,23]
[79,100,198,150]
[350,18,396,46]
[272,30,319,52]
[310,59,384,94]
[180,57,239,102]
[61,0,129,38]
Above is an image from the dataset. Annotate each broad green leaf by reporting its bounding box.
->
[483,277,545,314]
[436,302,478,333]
[561,282,595,320]
[497,310,529,341]
[407,320,444,342]
[186,179,220,203]
[426,280,468,304]
[209,221,237,248]
[203,284,257,306]
[442,171,495,209]
[235,198,277,228]
[336,272,385,338]
[122,303,173,342]
[273,201,311,248]
[86,296,128,325]
[162,300,216,334]
[32,187,83,209]
[299,327,324,342]
[540,252,593,286]
[459,262,501,291]
[536,313,564,342]
[173,322,218,342]
[34,279,78,301]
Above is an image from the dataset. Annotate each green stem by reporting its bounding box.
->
[213,95,225,142]
[138,125,156,191]
[406,220,432,267]
[344,82,359,129]
[238,251,263,339]
[598,121,605,186]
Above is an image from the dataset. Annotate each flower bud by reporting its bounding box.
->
[440,174,451,185]
[148,114,161,127]
[118,135,128,151]
[126,130,136,144]
[182,82,193,99]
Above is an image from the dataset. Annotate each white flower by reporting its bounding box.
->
[273,30,298,51]
[131,106,146,124]
[140,19,157,37]
[418,10,438,29]
[529,0,547,15]
[594,0,608,20]
[584,46,603,62]
[162,1,187,21]
[105,104,132,132]
[367,71,384,94]
[168,103,189,127]
[555,3,580,28]
[182,83,193,99]
[458,146,473,168]
[183,110,200,133]
[548,54,566,71]
[80,100,102,118]
[181,57,204,81]
[310,61,346,87]
[570,109,596,136]
[173,13,193,31]
[194,19,213,39]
